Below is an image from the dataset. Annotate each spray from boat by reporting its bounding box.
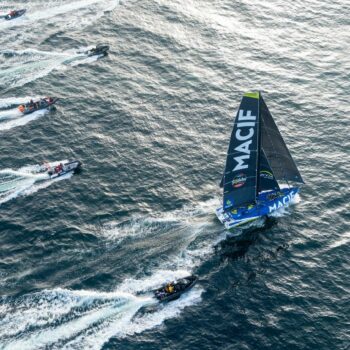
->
[0,200,225,349]
[0,96,55,131]
[0,0,121,33]
[0,46,108,91]
[0,160,80,205]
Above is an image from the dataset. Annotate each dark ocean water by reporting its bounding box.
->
[0,0,349,349]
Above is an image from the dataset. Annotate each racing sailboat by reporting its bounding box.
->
[216,92,304,229]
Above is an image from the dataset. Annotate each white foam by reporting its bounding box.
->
[0,288,153,350]
[0,96,41,109]
[100,197,220,242]
[0,200,219,348]
[0,0,121,32]
[69,54,102,66]
[0,47,105,90]
[0,160,72,205]
[0,285,202,350]
[0,108,49,131]
[63,288,202,350]
[0,56,64,91]
[0,109,23,121]
[101,199,226,275]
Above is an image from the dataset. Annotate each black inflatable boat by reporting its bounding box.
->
[84,44,109,57]
[154,275,197,303]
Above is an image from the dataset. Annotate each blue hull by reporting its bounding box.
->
[216,187,299,230]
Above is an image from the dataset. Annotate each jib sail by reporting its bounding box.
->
[260,96,304,183]
[222,92,260,210]
[258,148,280,192]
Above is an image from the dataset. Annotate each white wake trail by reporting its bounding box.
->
[0,289,154,350]
[0,95,57,131]
[0,48,105,91]
[0,108,49,131]
[0,96,41,109]
[0,201,220,349]
[0,160,71,205]
[0,0,121,32]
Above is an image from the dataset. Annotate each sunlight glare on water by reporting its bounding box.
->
[0,0,348,349]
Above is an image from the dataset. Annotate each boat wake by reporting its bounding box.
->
[0,285,201,350]
[0,96,41,109]
[0,201,223,349]
[0,197,298,347]
[0,48,104,91]
[0,0,121,33]
[0,96,49,131]
[0,160,71,205]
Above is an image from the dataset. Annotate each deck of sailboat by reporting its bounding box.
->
[216,187,299,230]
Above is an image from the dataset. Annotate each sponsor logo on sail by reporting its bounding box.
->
[260,170,274,180]
[233,110,257,171]
[232,173,247,188]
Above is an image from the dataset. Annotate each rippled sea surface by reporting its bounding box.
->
[0,0,349,349]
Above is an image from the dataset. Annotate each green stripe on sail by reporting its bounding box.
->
[243,92,259,99]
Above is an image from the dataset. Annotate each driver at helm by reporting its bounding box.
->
[165,283,174,293]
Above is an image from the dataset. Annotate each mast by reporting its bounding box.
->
[256,92,261,198]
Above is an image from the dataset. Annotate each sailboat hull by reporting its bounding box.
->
[216,187,299,230]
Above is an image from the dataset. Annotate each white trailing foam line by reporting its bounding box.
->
[0,200,219,348]
[0,160,72,205]
[0,289,153,350]
[0,47,107,91]
[0,109,49,131]
[0,287,202,350]
[0,0,121,31]
[0,96,41,109]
